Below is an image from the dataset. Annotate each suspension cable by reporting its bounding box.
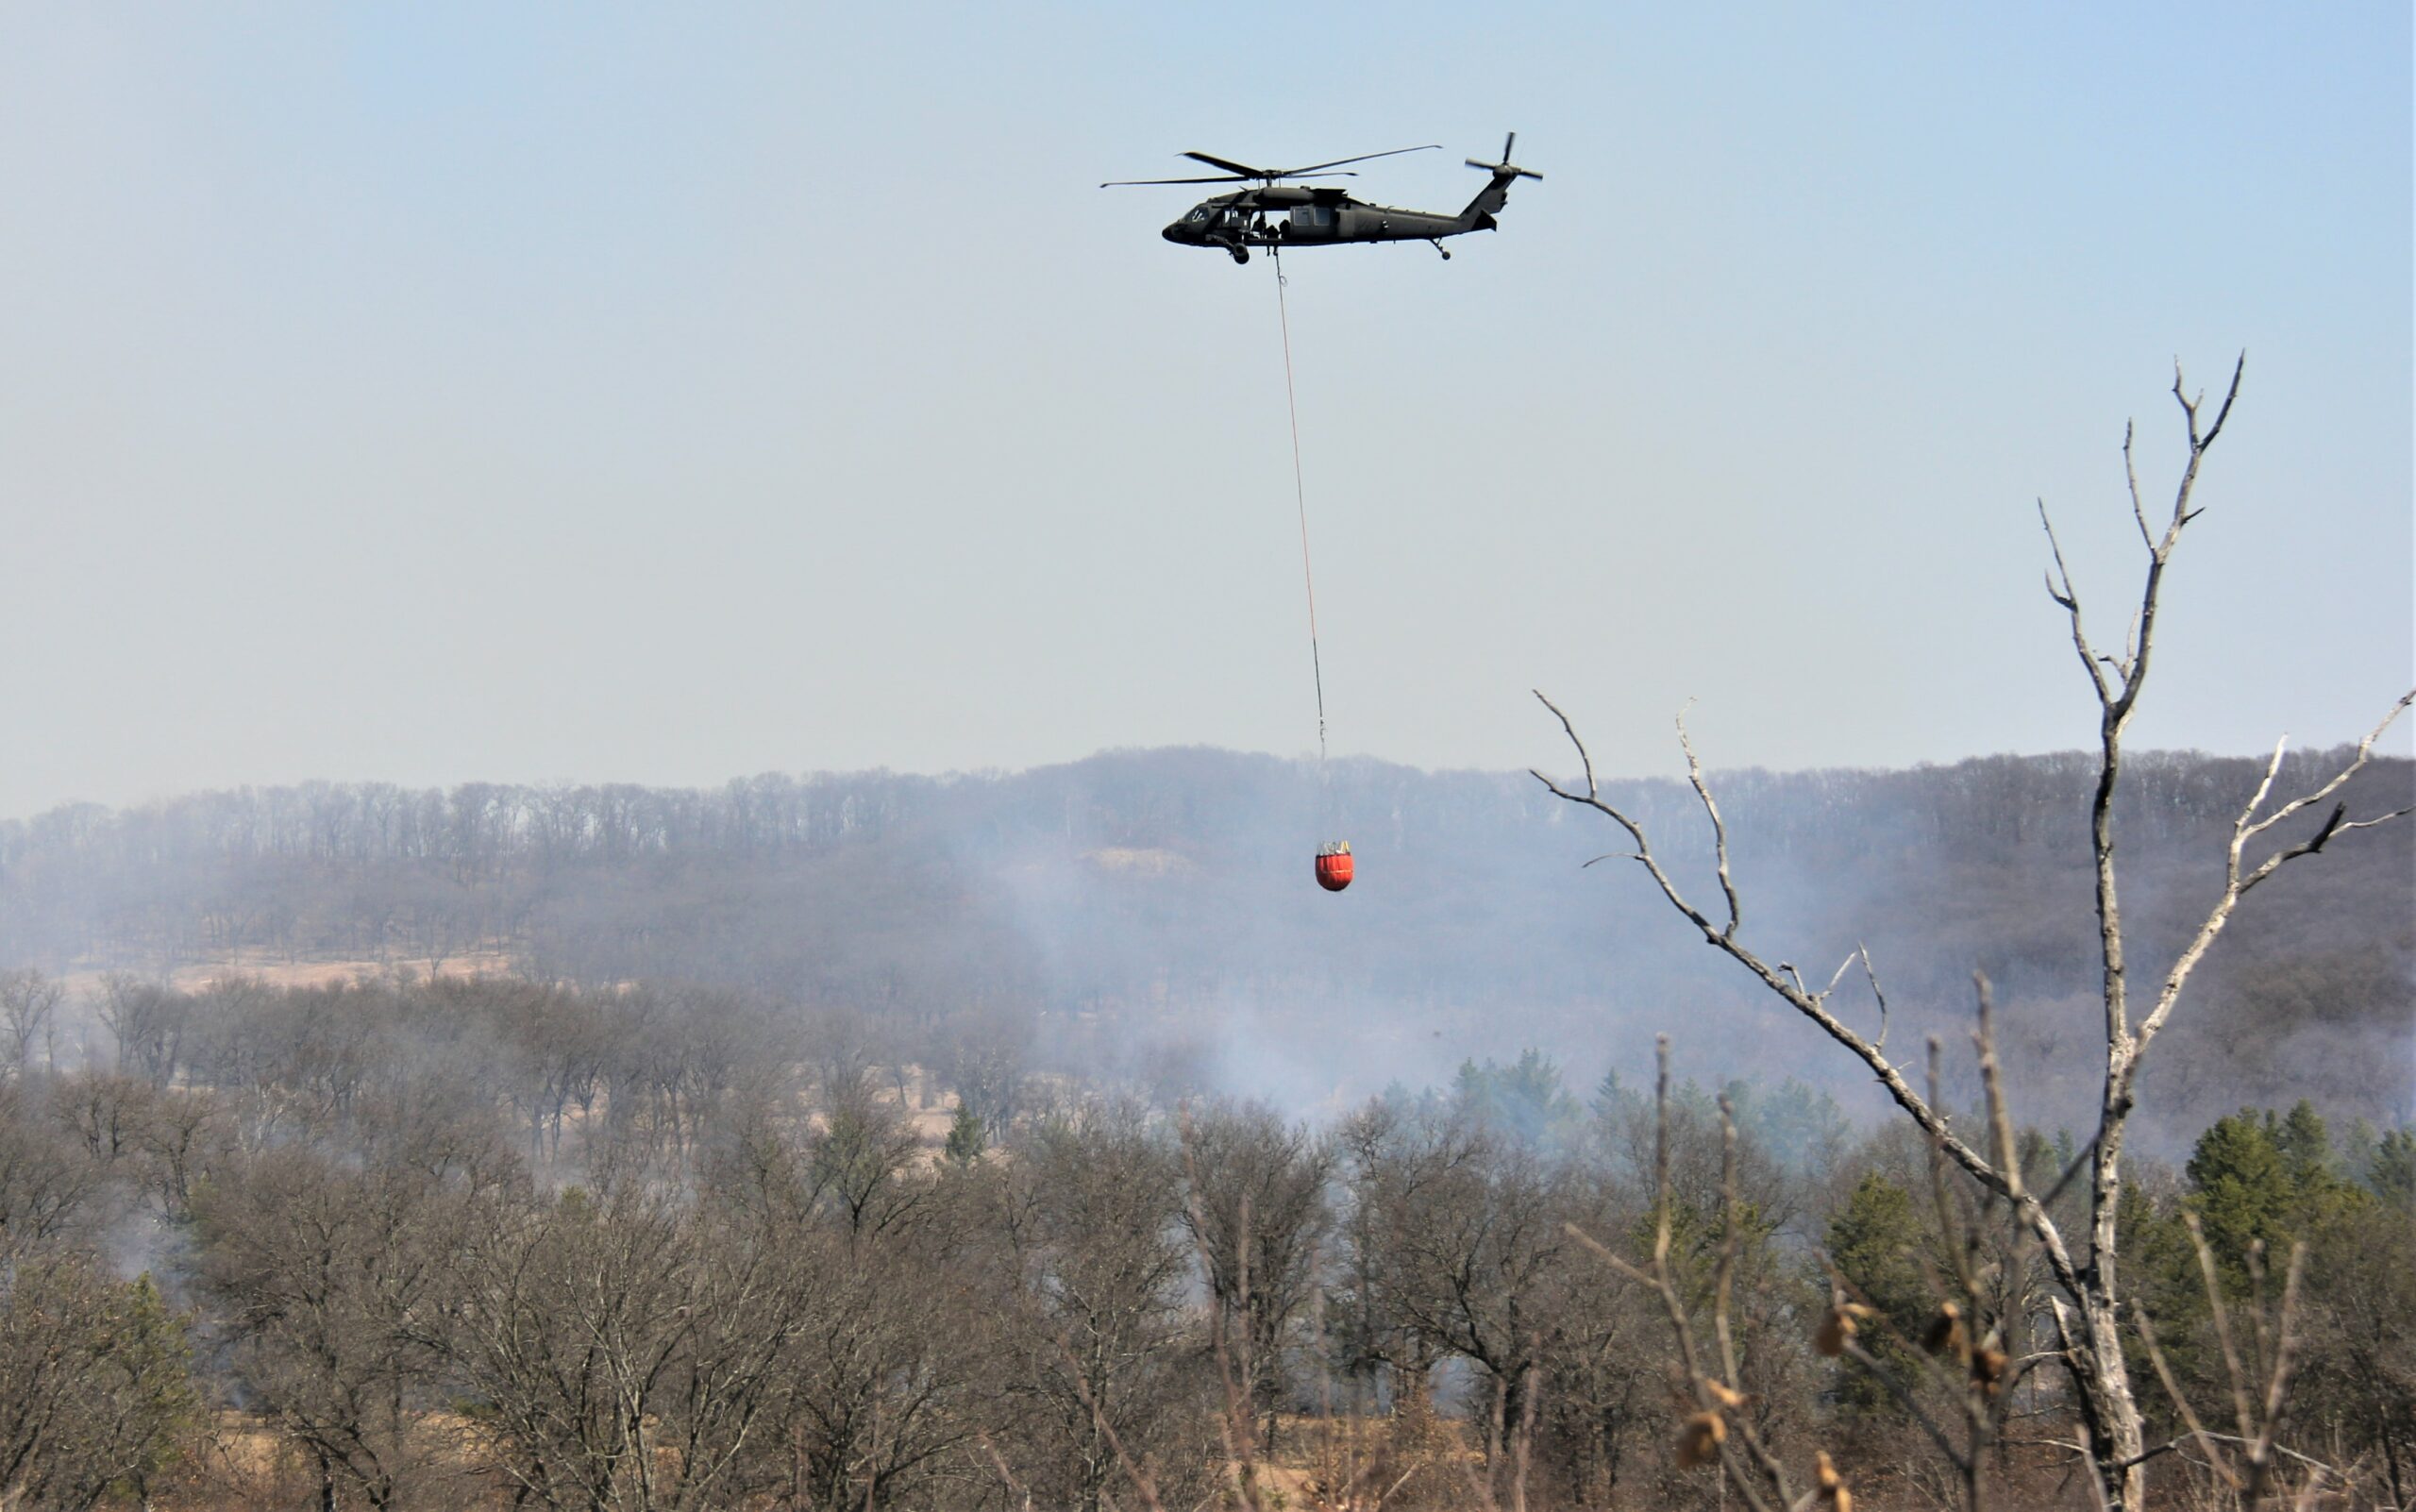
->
[1271,244,1327,764]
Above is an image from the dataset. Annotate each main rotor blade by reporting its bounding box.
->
[1282,143,1440,176]
[1183,151,1273,178]
[1103,171,1361,189]
[1100,174,1250,187]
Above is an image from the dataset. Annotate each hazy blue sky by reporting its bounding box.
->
[2,4,2408,819]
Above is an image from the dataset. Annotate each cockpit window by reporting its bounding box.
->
[1186,206,1213,223]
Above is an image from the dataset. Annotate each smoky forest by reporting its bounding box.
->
[0,731,2408,1512]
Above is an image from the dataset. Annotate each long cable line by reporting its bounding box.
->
[1271,245,1327,764]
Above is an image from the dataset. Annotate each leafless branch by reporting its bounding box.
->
[2174,351,2245,455]
[1677,705,1741,937]
[2135,1210,2318,1507]
[1530,696,2080,1302]
[1565,1038,1793,1512]
[1057,1334,1168,1512]
[1856,946,1892,1055]
[2130,690,2414,1066]
[1535,689,1596,799]
[2036,503,2113,704]
[1820,953,1857,998]
[1972,976,2021,1202]
[1580,851,1643,868]
[2122,421,2151,549]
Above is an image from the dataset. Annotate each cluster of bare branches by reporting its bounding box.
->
[1532,358,2411,1512]
[2127,1216,2362,1510]
[1564,1038,1822,1512]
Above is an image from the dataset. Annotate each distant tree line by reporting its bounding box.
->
[0,747,2407,1147]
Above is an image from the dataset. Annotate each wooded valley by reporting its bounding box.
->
[0,743,2406,1508]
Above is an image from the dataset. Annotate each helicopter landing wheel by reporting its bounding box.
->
[1230,246,1250,264]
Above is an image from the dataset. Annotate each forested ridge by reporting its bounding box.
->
[3,744,2407,1146]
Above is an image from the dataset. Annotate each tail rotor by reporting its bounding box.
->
[1465,131,1542,181]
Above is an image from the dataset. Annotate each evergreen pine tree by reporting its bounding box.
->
[2186,1109,2292,1275]
[2371,1127,2416,1213]
[96,1272,202,1504]
[1825,1172,1929,1412]
[944,1101,987,1166]
[2276,1100,2336,1185]
[2118,1174,2212,1415]
[2185,1103,2364,1286]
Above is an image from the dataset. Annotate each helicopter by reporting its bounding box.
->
[1102,133,1540,263]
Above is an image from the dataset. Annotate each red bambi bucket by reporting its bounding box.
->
[1315,843,1354,893]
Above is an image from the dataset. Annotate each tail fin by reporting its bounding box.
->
[1457,131,1542,231]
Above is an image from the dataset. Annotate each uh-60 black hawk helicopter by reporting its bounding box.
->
[1102,133,1539,263]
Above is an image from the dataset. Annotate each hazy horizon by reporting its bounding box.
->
[8,731,2409,829]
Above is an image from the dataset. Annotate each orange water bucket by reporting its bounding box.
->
[1315,842,1353,892]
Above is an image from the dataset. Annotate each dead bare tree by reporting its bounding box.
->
[1177,1100,1335,1453]
[0,968,62,1079]
[2131,1222,2332,1510]
[1533,357,2413,1512]
[1565,1039,1804,1512]
[1809,980,2076,1512]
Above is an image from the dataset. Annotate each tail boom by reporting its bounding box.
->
[1457,131,1540,230]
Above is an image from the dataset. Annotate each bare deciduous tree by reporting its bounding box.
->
[1345,1103,1565,1482]
[0,967,62,1078]
[1566,1042,1804,1512]
[990,1103,1209,1512]
[195,1149,474,1512]
[0,1084,106,1262]
[1533,358,2413,1512]
[96,973,189,1088]
[1178,1099,1336,1449]
[432,1184,820,1512]
[2132,1218,2344,1507]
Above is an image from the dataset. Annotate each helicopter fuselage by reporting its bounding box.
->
[1161,187,1489,260]
[1108,136,1536,264]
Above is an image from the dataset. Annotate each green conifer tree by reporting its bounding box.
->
[2370,1127,2416,1213]
[2117,1176,2211,1416]
[944,1101,987,1166]
[2185,1104,2364,1288]
[96,1272,202,1505]
[1825,1172,1930,1412]
[2186,1110,2292,1276]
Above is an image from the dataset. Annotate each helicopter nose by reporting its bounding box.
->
[1162,223,1183,243]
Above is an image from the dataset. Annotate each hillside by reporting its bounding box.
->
[2,745,2408,1149]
